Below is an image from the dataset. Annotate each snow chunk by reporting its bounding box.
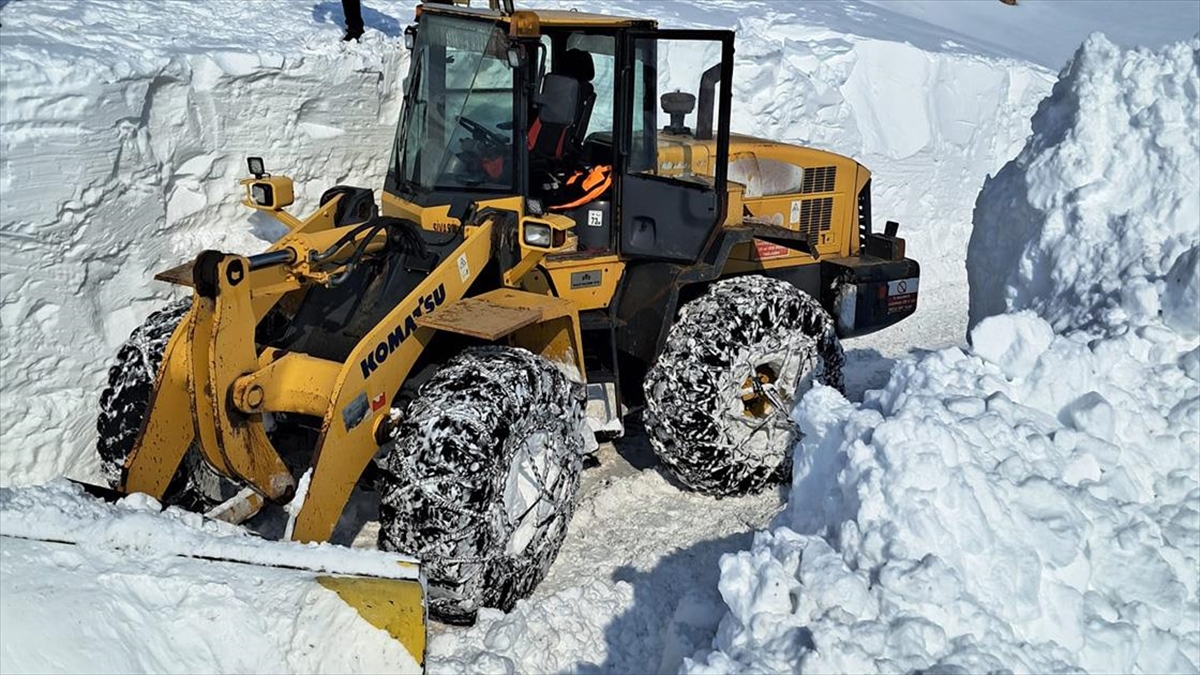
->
[1162,245,1200,339]
[969,311,1055,379]
[693,326,1200,674]
[0,481,420,674]
[967,35,1200,338]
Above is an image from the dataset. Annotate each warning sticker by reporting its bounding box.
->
[885,277,919,315]
[587,210,603,227]
[370,392,387,412]
[887,278,919,296]
[457,254,470,282]
[753,239,792,259]
[790,200,802,225]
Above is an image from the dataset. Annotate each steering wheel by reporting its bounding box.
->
[457,116,507,148]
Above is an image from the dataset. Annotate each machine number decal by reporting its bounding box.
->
[570,270,602,289]
[587,210,603,227]
[342,393,369,431]
[887,278,918,296]
[457,254,470,282]
[790,200,802,225]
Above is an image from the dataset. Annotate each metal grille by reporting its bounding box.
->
[799,197,834,239]
[802,166,837,194]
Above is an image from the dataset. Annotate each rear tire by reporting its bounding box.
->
[96,299,232,509]
[377,346,586,624]
[643,275,844,496]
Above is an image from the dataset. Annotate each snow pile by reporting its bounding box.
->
[690,37,1200,674]
[692,324,1199,673]
[0,480,420,674]
[967,35,1200,335]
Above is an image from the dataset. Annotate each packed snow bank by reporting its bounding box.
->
[0,0,411,486]
[967,35,1200,335]
[691,36,1200,675]
[0,480,420,674]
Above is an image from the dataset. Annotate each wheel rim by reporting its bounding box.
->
[502,431,562,556]
[727,338,817,430]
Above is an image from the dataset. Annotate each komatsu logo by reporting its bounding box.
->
[360,284,447,379]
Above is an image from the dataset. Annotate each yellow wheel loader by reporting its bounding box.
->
[88,0,920,639]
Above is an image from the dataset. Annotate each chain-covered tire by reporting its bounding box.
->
[377,346,586,624]
[96,299,233,509]
[644,275,845,496]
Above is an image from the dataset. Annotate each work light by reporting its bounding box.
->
[523,222,552,247]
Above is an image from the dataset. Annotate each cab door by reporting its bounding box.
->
[615,30,734,263]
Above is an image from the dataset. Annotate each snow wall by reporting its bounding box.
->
[0,0,1051,488]
[0,2,409,485]
[689,37,1200,675]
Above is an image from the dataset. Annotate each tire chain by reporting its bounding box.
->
[96,299,191,485]
[644,275,845,496]
[378,346,586,623]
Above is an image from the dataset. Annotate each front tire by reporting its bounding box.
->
[377,346,586,624]
[643,275,844,496]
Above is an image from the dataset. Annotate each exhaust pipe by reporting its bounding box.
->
[695,63,721,141]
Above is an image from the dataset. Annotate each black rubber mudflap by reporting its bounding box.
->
[643,275,844,496]
[377,346,586,624]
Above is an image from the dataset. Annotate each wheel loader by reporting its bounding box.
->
[82,0,920,655]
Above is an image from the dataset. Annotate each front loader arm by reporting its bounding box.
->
[123,204,578,546]
[120,200,410,507]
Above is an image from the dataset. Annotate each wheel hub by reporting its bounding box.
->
[740,364,783,418]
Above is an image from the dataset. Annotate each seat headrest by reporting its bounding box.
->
[535,74,582,125]
[557,49,595,83]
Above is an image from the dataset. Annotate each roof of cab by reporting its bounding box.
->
[420,3,657,29]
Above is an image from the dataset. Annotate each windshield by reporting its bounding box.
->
[392,15,515,193]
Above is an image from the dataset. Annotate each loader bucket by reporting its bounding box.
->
[0,481,427,673]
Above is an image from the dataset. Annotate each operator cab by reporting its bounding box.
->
[384,2,733,262]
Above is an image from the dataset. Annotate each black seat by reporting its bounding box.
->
[528,49,596,163]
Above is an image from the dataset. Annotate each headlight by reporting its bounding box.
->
[247,156,265,178]
[251,183,273,206]
[523,222,552,248]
